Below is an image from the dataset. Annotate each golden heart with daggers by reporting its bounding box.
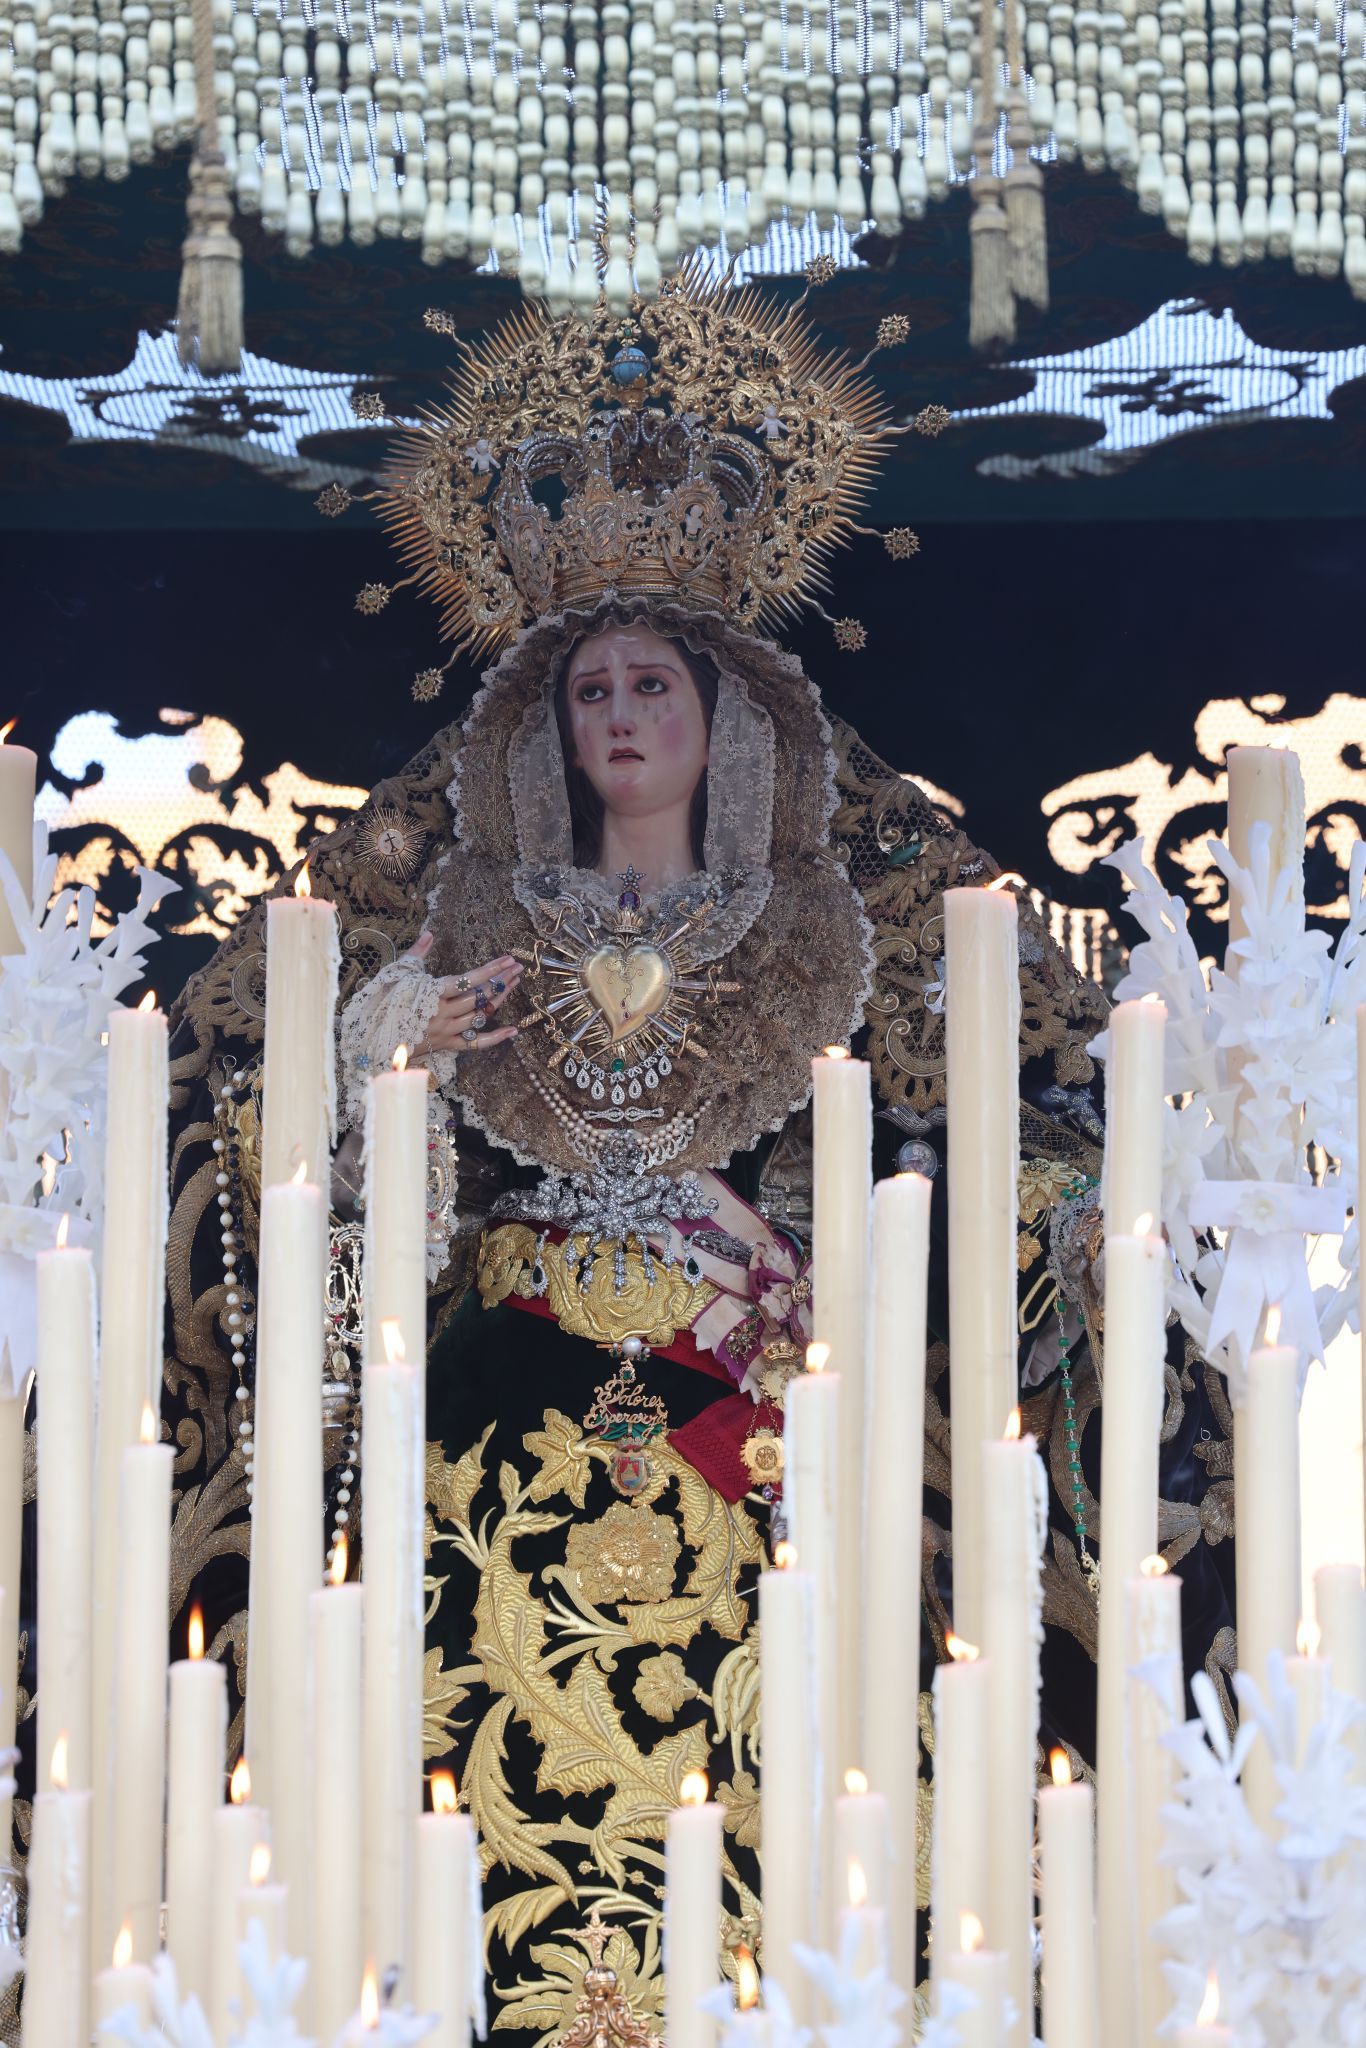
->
[581,943,675,1044]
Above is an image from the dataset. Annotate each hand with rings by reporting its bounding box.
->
[403,931,523,1056]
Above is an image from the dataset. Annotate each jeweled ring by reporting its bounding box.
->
[454,974,471,994]
[461,1027,479,1045]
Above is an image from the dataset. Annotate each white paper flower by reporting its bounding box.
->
[791,1918,907,2048]
[1095,822,1363,1398]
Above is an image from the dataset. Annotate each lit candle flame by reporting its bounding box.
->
[988,871,1025,892]
[291,1157,308,1186]
[821,1044,850,1060]
[113,1922,134,1970]
[847,1856,868,1908]
[735,1947,761,2011]
[295,861,312,899]
[1004,1407,1022,1441]
[946,1632,980,1663]
[50,1731,70,1791]
[805,1340,830,1375]
[431,1770,459,1816]
[679,1769,709,1807]
[138,989,157,1013]
[772,1540,798,1571]
[230,1756,252,1804]
[188,1605,205,1660]
[249,1842,271,1886]
[843,1767,868,1796]
[960,1911,984,1955]
[1134,1211,1154,1236]
[1196,1972,1220,2027]
[0,721,14,745]
[360,1965,380,2027]
[1297,1616,1321,1657]
[1049,1748,1072,1788]
[330,1533,350,1585]
[56,1212,69,1251]
[139,1402,157,1445]
[381,1317,406,1365]
[393,1043,409,1073]
[1264,1304,1282,1346]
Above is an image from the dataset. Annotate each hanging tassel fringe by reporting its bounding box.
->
[1004,96,1049,311]
[176,0,242,374]
[969,178,1017,353]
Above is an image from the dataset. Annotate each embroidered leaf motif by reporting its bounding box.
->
[423,1644,470,1758]
[499,1460,523,1509]
[467,1696,579,1897]
[428,1423,495,1526]
[522,1408,593,1509]
[485,1884,571,1964]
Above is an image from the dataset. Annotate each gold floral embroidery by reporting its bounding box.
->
[1017,1157,1090,1226]
[565,1502,682,1606]
[523,1408,594,1510]
[632,1652,701,1722]
[716,1768,760,1851]
[492,1923,664,2046]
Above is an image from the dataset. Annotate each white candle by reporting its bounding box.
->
[251,873,339,1790]
[1102,997,1167,1241]
[930,1637,991,1996]
[664,1770,723,2048]
[107,1407,173,1963]
[91,995,169,1965]
[863,1170,929,2003]
[209,1763,269,2048]
[414,1769,479,2048]
[836,1853,889,1981]
[254,1169,325,1969]
[312,1538,365,2048]
[1239,1332,1301,1830]
[832,1772,890,1914]
[1039,1752,1098,2048]
[0,1401,21,1860]
[1286,1618,1331,1766]
[165,1609,229,2010]
[364,1045,431,1405]
[980,1419,1046,2045]
[1315,1563,1365,1779]
[92,1922,154,2034]
[1226,745,1306,937]
[811,1045,871,1782]
[23,1735,92,2048]
[35,1230,94,1791]
[1095,1228,1167,2048]
[758,1547,816,2023]
[236,1841,290,2018]
[938,1916,1008,2048]
[782,1350,841,1933]
[1175,1976,1233,2048]
[1125,1559,1184,2048]
[261,870,340,1190]
[714,1952,773,2048]
[362,1324,425,1981]
[944,882,1020,1648]
[0,724,36,956]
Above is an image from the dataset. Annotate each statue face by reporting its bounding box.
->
[562,622,710,823]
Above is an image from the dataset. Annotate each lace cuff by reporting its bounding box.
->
[337,959,455,1132]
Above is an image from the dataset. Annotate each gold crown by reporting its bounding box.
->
[362,260,912,663]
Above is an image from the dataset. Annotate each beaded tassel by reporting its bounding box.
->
[175,0,241,370]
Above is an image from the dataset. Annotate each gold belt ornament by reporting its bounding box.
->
[477,1223,719,1351]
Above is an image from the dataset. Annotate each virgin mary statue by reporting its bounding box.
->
[161,265,1231,2033]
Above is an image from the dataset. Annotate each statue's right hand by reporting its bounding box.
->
[404,931,522,1055]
